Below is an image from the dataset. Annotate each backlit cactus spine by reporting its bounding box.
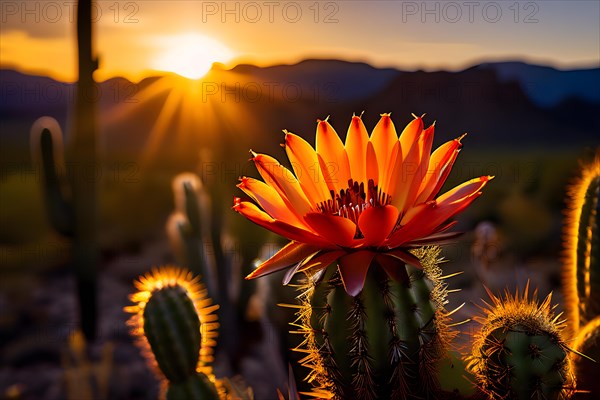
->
[467,284,575,400]
[563,151,600,335]
[294,247,455,400]
[125,267,221,400]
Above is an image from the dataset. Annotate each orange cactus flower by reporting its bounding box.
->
[234,113,492,296]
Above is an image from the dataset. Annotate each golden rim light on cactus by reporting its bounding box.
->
[124,266,220,382]
[563,151,600,334]
[467,283,576,399]
[234,113,492,295]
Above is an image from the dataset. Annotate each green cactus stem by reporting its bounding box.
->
[30,119,74,237]
[125,267,220,400]
[168,172,267,372]
[166,374,219,400]
[70,0,99,342]
[563,151,600,335]
[467,284,576,400]
[572,316,600,398]
[168,173,217,297]
[293,246,454,400]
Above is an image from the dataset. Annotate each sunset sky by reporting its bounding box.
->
[1,1,598,82]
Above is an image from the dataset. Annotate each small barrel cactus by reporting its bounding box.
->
[563,151,600,335]
[467,284,575,399]
[125,267,220,400]
[294,247,453,400]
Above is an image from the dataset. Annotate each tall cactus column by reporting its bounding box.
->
[563,151,600,335]
[563,151,600,396]
[31,0,99,340]
[70,0,99,340]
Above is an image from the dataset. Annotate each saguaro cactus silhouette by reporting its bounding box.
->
[30,0,99,340]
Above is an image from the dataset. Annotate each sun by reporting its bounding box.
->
[152,33,234,80]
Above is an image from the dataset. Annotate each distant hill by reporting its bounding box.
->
[231,59,400,102]
[1,59,598,166]
[476,61,600,107]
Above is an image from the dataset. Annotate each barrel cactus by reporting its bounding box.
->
[467,284,576,399]
[295,247,453,399]
[125,267,220,399]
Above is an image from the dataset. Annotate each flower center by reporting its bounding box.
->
[317,178,391,224]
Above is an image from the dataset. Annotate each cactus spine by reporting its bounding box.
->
[125,267,220,400]
[467,285,575,399]
[294,247,452,400]
[563,151,600,335]
[30,0,99,340]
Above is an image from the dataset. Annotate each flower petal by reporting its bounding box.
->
[386,141,404,202]
[437,176,492,205]
[237,177,305,228]
[246,241,320,279]
[390,131,422,212]
[338,251,376,296]
[370,114,398,190]
[391,124,434,213]
[375,254,409,283]
[252,152,313,217]
[366,141,379,186]
[283,249,346,284]
[304,212,357,247]
[399,115,423,160]
[358,205,400,246]
[345,115,369,184]
[284,131,330,206]
[386,176,491,247]
[380,141,400,196]
[416,134,465,204]
[404,230,463,247]
[316,119,351,194]
[233,198,331,246]
[386,249,423,269]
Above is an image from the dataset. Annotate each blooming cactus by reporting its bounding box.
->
[234,113,491,296]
